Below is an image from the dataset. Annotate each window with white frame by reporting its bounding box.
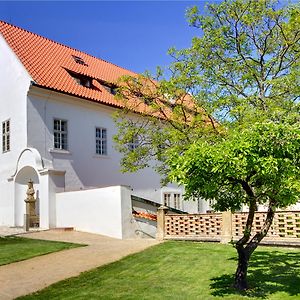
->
[53,119,68,150]
[174,193,181,209]
[163,192,181,209]
[2,119,10,152]
[163,193,171,206]
[96,127,107,155]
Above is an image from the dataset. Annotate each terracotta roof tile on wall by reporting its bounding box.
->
[0,20,138,108]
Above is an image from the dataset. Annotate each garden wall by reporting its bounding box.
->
[56,185,136,239]
[157,208,300,246]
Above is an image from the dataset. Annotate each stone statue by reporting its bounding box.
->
[24,179,38,228]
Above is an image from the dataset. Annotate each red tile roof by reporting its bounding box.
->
[0,20,209,125]
[0,20,138,108]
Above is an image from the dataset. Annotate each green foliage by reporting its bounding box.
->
[113,1,300,289]
[184,0,300,124]
[168,122,300,211]
[114,0,300,209]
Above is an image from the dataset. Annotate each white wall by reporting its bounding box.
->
[134,219,157,239]
[56,185,136,239]
[27,87,189,210]
[289,203,300,210]
[0,34,32,225]
[132,199,157,238]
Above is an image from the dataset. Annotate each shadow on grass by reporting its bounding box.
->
[210,249,300,298]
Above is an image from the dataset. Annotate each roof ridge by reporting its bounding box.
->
[0,19,138,77]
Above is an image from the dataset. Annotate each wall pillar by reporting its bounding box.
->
[120,185,137,239]
[38,173,50,229]
[156,205,168,240]
[221,211,232,243]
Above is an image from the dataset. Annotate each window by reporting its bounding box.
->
[110,87,117,95]
[128,135,139,151]
[174,193,181,209]
[67,70,93,88]
[163,192,181,209]
[72,55,88,66]
[54,119,68,150]
[96,127,107,155]
[2,119,10,152]
[73,75,92,88]
[163,193,171,206]
[101,82,117,95]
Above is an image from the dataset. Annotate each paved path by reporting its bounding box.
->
[0,226,40,237]
[0,230,160,300]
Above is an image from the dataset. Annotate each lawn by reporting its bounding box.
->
[0,236,82,266]
[18,241,300,300]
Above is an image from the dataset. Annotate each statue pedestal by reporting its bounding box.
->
[23,214,30,231]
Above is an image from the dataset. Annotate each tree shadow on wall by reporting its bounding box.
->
[210,248,300,298]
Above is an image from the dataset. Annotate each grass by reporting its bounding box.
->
[0,236,82,266]
[18,241,300,300]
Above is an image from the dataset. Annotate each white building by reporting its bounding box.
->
[0,21,211,236]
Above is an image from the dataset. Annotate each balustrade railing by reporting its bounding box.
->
[157,208,300,245]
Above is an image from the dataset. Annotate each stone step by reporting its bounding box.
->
[51,227,74,231]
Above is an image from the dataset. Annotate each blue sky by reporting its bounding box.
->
[0,1,219,74]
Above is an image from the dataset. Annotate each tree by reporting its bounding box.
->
[168,122,300,290]
[114,0,300,290]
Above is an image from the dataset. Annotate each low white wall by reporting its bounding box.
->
[56,185,133,239]
[134,218,157,239]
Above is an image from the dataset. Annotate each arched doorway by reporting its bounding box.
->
[14,166,40,227]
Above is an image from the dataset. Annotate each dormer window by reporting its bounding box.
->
[72,55,88,66]
[102,84,117,95]
[74,76,92,88]
[99,80,118,95]
[67,70,93,88]
[111,87,117,95]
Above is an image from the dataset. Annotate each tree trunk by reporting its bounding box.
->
[233,198,276,290]
[233,190,256,291]
[234,246,250,290]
